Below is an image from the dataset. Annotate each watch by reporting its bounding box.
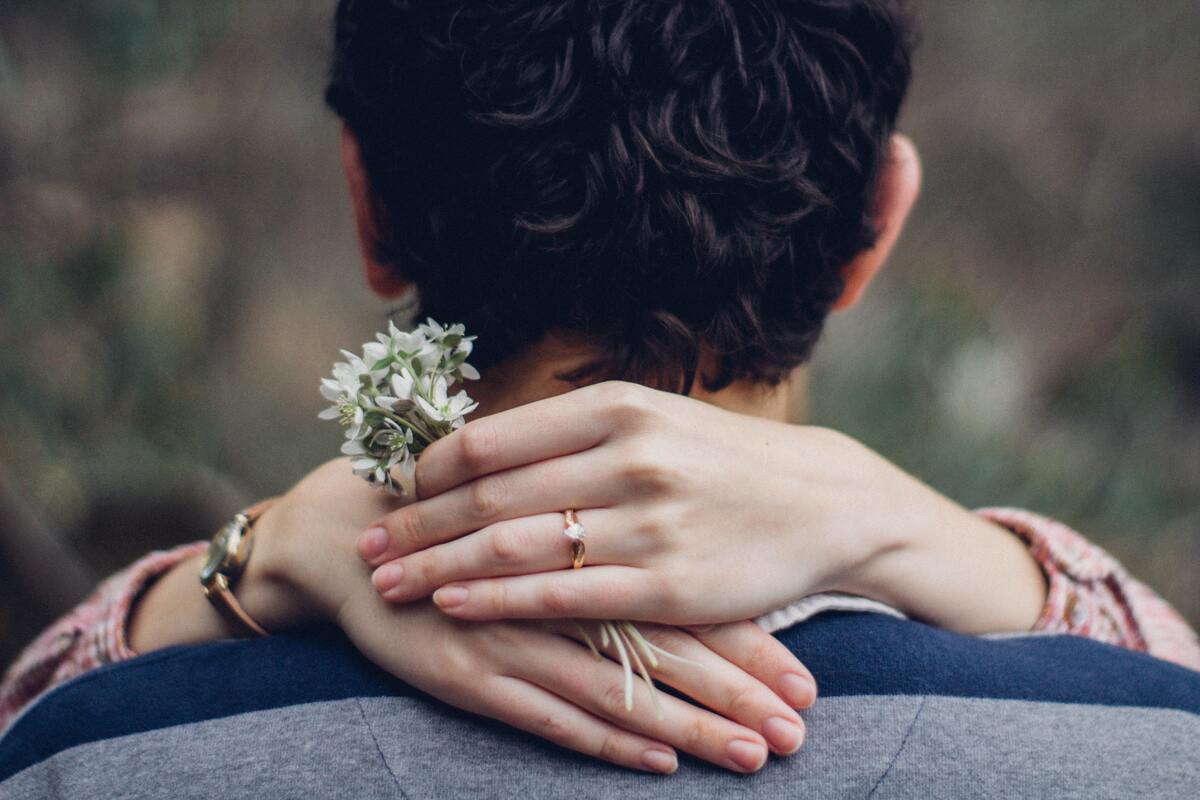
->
[199,498,277,637]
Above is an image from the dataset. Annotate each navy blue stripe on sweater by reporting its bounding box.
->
[2,612,1198,782]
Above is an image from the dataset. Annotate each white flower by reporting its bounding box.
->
[362,340,388,364]
[417,318,446,340]
[341,439,379,476]
[318,355,374,439]
[374,371,416,412]
[415,375,479,425]
[347,349,389,384]
[415,340,442,373]
[457,360,481,381]
[322,318,478,491]
[372,320,427,363]
[319,358,360,403]
[342,427,414,490]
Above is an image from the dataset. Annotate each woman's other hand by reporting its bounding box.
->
[341,601,814,773]
[358,381,1045,633]
[245,459,817,773]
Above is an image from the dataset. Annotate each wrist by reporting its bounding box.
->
[836,483,968,605]
[840,484,1048,633]
[791,428,922,597]
[237,504,327,630]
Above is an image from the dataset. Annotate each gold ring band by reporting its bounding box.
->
[563,509,586,569]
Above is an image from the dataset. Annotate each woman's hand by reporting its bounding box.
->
[357,381,1046,633]
[340,601,813,774]
[250,459,817,773]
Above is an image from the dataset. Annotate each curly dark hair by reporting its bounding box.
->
[326,0,913,392]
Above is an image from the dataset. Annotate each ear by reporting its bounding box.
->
[831,133,922,311]
[341,127,411,298]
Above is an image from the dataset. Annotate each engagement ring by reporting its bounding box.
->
[563,509,586,569]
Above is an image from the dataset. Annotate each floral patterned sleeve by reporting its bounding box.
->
[0,542,206,734]
[977,507,1200,671]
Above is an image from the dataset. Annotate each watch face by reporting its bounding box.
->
[200,520,238,583]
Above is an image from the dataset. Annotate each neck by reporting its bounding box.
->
[467,334,801,422]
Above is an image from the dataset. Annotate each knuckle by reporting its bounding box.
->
[618,445,667,489]
[684,718,711,751]
[415,554,442,588]
[458,422,501,472]
[467,475,508,520]
[636,507,673,543]
[746,640,777,674]
[479,621,523,651]
[599,681,631,717]
[489,580,509,617]
[598,730,625,761]
[629,512,670,554]
[553,667,590,699]
[723,684,758,719]
[432,640,477,684]
[391,508,426,549]
[643,625,691,656]
[412,462,430,497]
[542,582,577,615]
[599,381,651,424]
[488,526,525,563]
[616,441,682,494]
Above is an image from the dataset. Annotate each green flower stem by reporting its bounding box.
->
[376,407,439,445]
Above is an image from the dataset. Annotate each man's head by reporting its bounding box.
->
[326,0,919,392]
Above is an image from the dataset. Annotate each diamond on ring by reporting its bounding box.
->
[562,509,586,540]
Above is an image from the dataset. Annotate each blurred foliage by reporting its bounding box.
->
[0,1,1197,665]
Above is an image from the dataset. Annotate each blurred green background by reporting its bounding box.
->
[1,1,1197,667]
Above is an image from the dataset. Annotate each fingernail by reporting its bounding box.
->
[641,748,678,774]
[372,564,405,595]
[432,585,469,609]
[725,739,767,772]
[779,672,817,708]
[763,716,805,755]
[358,527,389,561]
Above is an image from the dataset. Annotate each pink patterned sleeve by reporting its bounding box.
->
[977,507,1200,672]
[0,542,207,734]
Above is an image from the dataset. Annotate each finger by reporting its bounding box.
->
[431,567,662,622]
[557,621,807,757]
[478,675,679,774]
[359,450,623,566]
[373,509,644,602]
[687,621,818,710]
[521,631,770,773]
[415,382,625,499]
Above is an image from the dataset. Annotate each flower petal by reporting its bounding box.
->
[415,395,442,421]
[363,342,388,363]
